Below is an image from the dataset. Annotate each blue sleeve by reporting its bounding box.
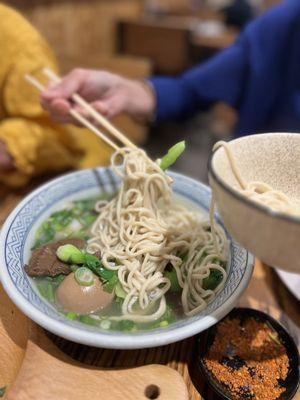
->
[149,0,300,124]
[150,39,248,122]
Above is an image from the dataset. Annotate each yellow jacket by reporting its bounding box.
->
[0,4,112,187]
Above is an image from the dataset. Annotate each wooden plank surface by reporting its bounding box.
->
[0,186,299,399]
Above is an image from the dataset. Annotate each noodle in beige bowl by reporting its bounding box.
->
[209,132,300,274]
[0,147,253,349]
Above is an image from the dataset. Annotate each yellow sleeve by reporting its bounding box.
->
[0,118,84,188]
[0,17,91,187]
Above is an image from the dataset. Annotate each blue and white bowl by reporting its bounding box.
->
[0,168,254,349]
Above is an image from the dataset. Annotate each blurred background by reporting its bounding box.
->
[4,0,280,182]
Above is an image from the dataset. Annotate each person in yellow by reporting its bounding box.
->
[0,3,112,188]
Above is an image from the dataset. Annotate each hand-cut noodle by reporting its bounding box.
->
[87,148,228,322]
[214,141,300,216]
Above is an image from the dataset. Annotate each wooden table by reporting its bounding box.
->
[1,184,299,399]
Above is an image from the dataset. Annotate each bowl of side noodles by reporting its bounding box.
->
[0,147,253,349]
[209,132,300,274]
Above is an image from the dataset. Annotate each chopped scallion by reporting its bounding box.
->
[56,244,85,264]
[100,320,111,330]
[75,267,94,286]
[66,312,77,320]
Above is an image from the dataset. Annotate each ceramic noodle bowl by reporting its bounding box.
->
[0,168,253,349]
[209,132,300,274]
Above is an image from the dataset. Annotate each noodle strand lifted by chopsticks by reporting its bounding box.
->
[213,141,300,217]
[87,148,228,322]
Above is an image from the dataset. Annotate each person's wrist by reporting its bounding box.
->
[127,79,157,123]
[138,80,156,122]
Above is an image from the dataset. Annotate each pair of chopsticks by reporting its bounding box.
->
[25,67,137,152]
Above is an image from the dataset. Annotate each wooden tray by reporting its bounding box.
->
[1,261,299,399]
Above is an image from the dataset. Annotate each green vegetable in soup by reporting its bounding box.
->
[199,250,208,263]
[73,198,98,214]
[115,282,127,299]
[146,305,176,330]
[36,280,55,302]
[31,195,196,333]
[159,320,169,328]
[35,274,65,302]
[202,269,224,290]
[100,320,111,330]
[56,244,85,264]
[212,257,226,269]
[73,229,91,241]
[77,316,137,332]
[118,320,135,331]
[51,210,74,230]
[66,312,77,320]
[179,252,188,263]
[34,221,55,249]
[103,273,118,294]
[78,212,97,227]
[84,253,102,272]
[79,315,99,326]
[83,253,119,293]
[75,267,94,286]
[33,197,99,249]
[164,266,181,293]
[47,274,66,287]
[58,246,120,294]
[159,141,186,171]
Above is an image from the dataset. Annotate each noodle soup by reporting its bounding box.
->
[25,147,228,333]
[26,196,227,333]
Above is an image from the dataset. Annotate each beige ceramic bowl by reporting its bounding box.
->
[209,132,300,273]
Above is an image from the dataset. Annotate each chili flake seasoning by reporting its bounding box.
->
[204,317,289,400]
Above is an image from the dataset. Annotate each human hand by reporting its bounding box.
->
[0,140,13,171]
[41,69,156,124]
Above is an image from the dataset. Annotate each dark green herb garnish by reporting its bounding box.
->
[202,269,224,290]
[83,253,119,293]
[51,210,74,230]
[79,315,99,326]
[33,197,100,249]
[164,266,181,293]
[118,320,135,331]
[45,274,65,287]
[179,252,188,263]
[0,387,6,397]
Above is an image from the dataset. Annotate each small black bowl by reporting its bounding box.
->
[189,308,300,400]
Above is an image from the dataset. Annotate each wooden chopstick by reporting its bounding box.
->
[24,74,120,151]
[42,67,137,150]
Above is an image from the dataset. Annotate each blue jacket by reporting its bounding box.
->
[150,0,300,137]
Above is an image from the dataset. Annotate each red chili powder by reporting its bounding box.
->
[204,317,289,399]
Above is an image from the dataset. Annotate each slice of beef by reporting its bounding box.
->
[25,238,85,277]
